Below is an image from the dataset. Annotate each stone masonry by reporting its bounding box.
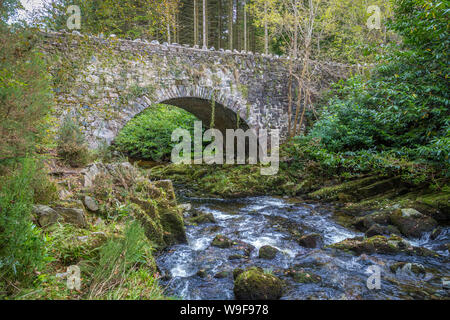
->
[39,31,353,148]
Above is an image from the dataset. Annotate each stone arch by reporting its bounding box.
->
[151,85,259,133]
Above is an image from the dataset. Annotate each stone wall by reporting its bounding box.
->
[39,31,353,148]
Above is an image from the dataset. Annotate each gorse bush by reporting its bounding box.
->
[56,116,90,167]
[114,104,199,162]
[0,159,48,281]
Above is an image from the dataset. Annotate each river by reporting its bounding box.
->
[156,190,449,300]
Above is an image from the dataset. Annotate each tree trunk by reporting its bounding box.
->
[243,0,247,51]
[218,0,222,49]
[203,0,207,49]
[228,0,233,50]
[194,0,199,45]
[264,1,268,54]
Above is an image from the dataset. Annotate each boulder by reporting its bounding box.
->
[286,268,321,284]
[83,196,99,212]
[390,208,438,238]
[258,245,279,260]
[32,205,60,227]
[234,267,283,300]
[214,271,230,279]
[153,180,176,201]
[53,207,88,228]
[328,235,439,257]
[211,235,233,248]
[390,262,426,275]
[189,212,216,224]
[297,233,323,248]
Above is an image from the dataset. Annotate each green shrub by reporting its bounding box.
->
[0,24,53,167]
[114,104,199,162]
[30,162,59,204]
[0,159,48,281]
[300,0,450,181]
[89,220,156,298]
[56,116,90,167]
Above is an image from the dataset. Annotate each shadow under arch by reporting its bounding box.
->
[160,97,250,133]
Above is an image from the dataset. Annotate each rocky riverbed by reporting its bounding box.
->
[156,192,449,300]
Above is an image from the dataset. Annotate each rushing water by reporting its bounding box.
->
[156,193,449,300]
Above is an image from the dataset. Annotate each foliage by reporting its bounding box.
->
[300,0,449,180]
[0,159,48,282]
[89,220,158,299]
[114,104,199,162]
[40,0,180,41]
[56,116,90,167]
[0,24,53,167]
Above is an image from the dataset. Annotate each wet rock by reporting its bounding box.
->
[234,267,283,300]
[390,262,426,275]
[297,233,323,248]
[258,245,279,260]
[390,208,438,238]
[430,228,442,240]
[365,224,386,237]
[285,268,322,284]
[352,211,390,232]
[233,268,245,280]
[214,271,230,279]
[53,207,87,228]
[229,254,246,260]
[211,235,234,248]
[328,235,439,257]
[196,269,207,278]
[179,203,192,212]
[83,196,99,212]
[32,205,60,227]
[188,212,216,224]
[160,207,187,245]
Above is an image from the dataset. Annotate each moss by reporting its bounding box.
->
[159,207,187,245]
[308,176,383,201]
[328,235,439,257]
[188,212,216,225]
[285,269,321,284]
[211,235,234,248]
[258,245,279,260]
[233,267,284,300]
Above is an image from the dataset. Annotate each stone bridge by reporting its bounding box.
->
[39,31,353,148]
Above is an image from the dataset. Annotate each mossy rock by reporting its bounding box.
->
[258,245,279,260]
[129,203,165,247]
[233,268,245,280]
[415,192,450,221]
[214,271,230,279]
[390,262,426,275]
[159,207,187,245]
[285,269,321,284]
[390,208,438,238]
[188,212,216,224]
[211,235,234,248]
[234,267,284,300]
[308,176,382,201]
[297,233,323,248]
[328,235,439,257]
